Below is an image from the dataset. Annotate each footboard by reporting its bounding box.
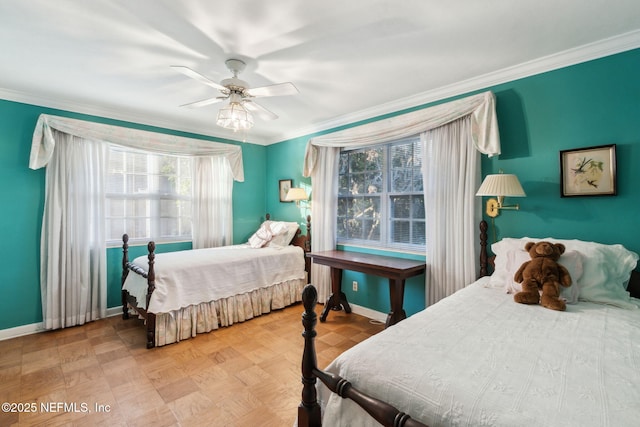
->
[298,285,428,427]
[121,234,157,348]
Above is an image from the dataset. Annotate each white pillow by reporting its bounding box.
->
[266,221,300,247]
[248,222,275,248]
[504,249,582,304]
[490,237,639,308]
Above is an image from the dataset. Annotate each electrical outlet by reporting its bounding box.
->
[352,281,358,292]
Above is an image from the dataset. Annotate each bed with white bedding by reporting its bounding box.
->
[298,222,640,427]
[121,215,310,348]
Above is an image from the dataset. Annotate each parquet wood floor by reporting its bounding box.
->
[0,303,384,427]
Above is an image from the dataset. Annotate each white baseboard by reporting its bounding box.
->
[0,306,125,342]
[349,303,387,324]
[106,306,124,318]
[0,322,45,341]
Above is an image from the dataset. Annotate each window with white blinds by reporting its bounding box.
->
[337,136,425,252]
[106,146,192,244]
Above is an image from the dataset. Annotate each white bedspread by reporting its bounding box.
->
[319,277,640,427]
[123,244,305,313]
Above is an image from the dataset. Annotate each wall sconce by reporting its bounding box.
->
[476,173,526,217]
[285,187,308,207]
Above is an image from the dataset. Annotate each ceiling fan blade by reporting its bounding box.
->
[171,65,227,92]
[179,96,226,109]
[245,82,299,98]
[244,100,278,121]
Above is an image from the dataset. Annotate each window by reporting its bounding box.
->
[106,146,192,244]
[337,136,425,251]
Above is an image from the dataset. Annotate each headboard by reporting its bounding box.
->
[264,213,311,252]
[478,219,640,299]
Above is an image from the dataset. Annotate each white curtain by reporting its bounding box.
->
[193,156,233,249]
[30,114,244,181]
[303,92,500,175]
[423,116,481,305]
[306,146,340,303]
[40,130,107,329]
[30,115,244,328]
[303,91,500,304]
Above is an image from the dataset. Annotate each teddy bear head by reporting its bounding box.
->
[524,241,566,261]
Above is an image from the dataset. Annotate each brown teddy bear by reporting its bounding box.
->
[513,241,572,311]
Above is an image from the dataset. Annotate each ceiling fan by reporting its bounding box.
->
[171,59,299,131]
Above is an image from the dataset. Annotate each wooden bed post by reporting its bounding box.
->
[479,220,489,278]
[298,285,322,427]
[145,241,156,349]
[298,282,428,427]
[121,234,130,320]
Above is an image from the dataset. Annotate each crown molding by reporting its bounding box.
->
[272,29,640,144]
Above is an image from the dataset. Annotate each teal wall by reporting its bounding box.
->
[2,48,639,331]
[0,101,266,330]
[0,102,45,329]
[265,48,640,313]
[484,51,640,247]
[265,135,313,233]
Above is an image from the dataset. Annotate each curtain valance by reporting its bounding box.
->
[303,91,500,177]
[29,114,244,182]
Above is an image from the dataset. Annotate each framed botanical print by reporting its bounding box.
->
[279,179,292,202]
[560,144,616,197]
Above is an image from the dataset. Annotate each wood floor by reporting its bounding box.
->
[0,303,384,427]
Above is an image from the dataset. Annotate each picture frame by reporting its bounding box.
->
[560,144,617,197]
[279,179,293,202]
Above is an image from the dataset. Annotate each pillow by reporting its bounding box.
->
[504,249,583,304]
[266,221,300,247]
[490,237,639,308]
[248,222,275,248]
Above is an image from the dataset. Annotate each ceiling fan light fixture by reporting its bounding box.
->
[174,58,298,133]
[216,101,253,132]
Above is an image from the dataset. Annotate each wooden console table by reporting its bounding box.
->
[306,250,426,328]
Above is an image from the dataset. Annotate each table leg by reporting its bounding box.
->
[385,278,407,328]
[320,266,351,322]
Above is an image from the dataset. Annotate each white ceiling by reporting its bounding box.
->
[2,1,640,145]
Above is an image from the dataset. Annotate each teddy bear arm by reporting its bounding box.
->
[558,265,572,287]
[513,261,529,283]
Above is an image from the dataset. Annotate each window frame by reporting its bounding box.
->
[105,146,193,246]
[337,136,425,252]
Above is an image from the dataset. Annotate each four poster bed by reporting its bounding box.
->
[121,214,311,348]
[299,220,640,427]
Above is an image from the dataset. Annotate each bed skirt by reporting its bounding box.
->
[152,276,306,346]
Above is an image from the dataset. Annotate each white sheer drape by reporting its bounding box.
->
[193,156,233,249]
[303,92,500,304]
[40,130,107,329]
[422,117,481,305]
[305,146,340,303]
[30,114,244,328]
[30,114,244,181]
[303,92,500,175]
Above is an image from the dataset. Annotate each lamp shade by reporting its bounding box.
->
[476,174,526,197]
[285,187,308,202]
